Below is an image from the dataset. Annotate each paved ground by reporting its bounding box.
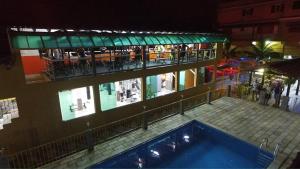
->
[41,97,300,169]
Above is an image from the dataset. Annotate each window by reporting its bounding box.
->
[293,0,300,9]
[242,8,253,16]
[179,69,196,91]
[58,86,95,121]
[0,98,19,130]
[197,66,215,85]
[99,78,142,111]
[271,4,284,13]
[146,72,176,99]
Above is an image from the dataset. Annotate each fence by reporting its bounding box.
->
[5,90,225,168]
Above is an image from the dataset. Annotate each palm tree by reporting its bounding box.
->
[246,40,282,85]
[222,41,242,61]
[245,40,281,63]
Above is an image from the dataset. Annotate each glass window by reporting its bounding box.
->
[0,98,19,130]
[58,86,95,121]
[146,72,176,99]
[197,66,214,85]
[99,78,142,111]
[179,69,196,91]
[293,1,300,9]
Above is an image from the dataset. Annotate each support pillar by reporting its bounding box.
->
[180,95,184,115]
[296,80,300,96]
[207,89,212,105]
[227,85,232,97]
[142,106,148,130]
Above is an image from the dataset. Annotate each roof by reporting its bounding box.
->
[8,28,227,49]
[268,58,300,78]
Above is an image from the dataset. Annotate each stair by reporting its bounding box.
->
[256,151,274,168]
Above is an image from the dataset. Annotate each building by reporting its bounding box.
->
[0,27,225,167]
[218,0,300,58]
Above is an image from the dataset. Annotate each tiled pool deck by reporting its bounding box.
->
[42,97,300,169]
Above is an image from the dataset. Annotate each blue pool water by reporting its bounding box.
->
[90,120,274,168]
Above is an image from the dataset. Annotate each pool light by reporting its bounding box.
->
[150,150,160,157]
[183,135,190,142]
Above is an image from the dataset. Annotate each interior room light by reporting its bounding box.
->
[35,29,48,32]
[20,28,34,32]
[66,29,74,32]
[121,31,127,34]
[10,28,18,31]
[50,29,59,32]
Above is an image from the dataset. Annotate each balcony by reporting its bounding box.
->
[41,48,216,81]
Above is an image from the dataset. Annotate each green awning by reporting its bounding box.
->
[56,36,70,48]
[144,36,160,45]
[10,34,226,49]
[41,36,58,48]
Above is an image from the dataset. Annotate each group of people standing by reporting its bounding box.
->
[251,79,284,106]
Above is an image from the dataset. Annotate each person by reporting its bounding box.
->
[77,48,87,73]
[252,79,258,101]
[274,81,284,106]
[171,46,176,62]
[134,46,141,67]
[264,82,272,105]
[180,45,186,62]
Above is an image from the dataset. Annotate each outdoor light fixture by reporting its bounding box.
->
[252,41,257,45]
[265,40,271,45]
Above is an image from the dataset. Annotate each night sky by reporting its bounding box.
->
[0,0,219,32]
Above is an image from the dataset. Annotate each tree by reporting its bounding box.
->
[245,40,281,63]
[222,41,242,61]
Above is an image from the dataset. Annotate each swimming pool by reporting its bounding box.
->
[90,120,274,168]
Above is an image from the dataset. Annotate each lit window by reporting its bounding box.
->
[146,72,176,99]
[179,69,196,91]
[198,65,214,85]
[0,98,19,130]
[58,86,95,121]
[100,78,142,111]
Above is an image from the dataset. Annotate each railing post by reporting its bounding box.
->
[227,85,232,97]
[0,148,9,168]
[180,95,184,115]
[207,90,212,105]
[142,106,148,130]
[85,122,94,152]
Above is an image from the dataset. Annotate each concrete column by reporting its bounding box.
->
[207,88,212,104]
[142,106,148,130]
[180,95,184,115]
[91,50,96,76]
[296,80,300,96]
[227,85,232,97]
[142,76,147,101]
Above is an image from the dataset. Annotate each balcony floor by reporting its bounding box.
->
[41,97,299,169]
